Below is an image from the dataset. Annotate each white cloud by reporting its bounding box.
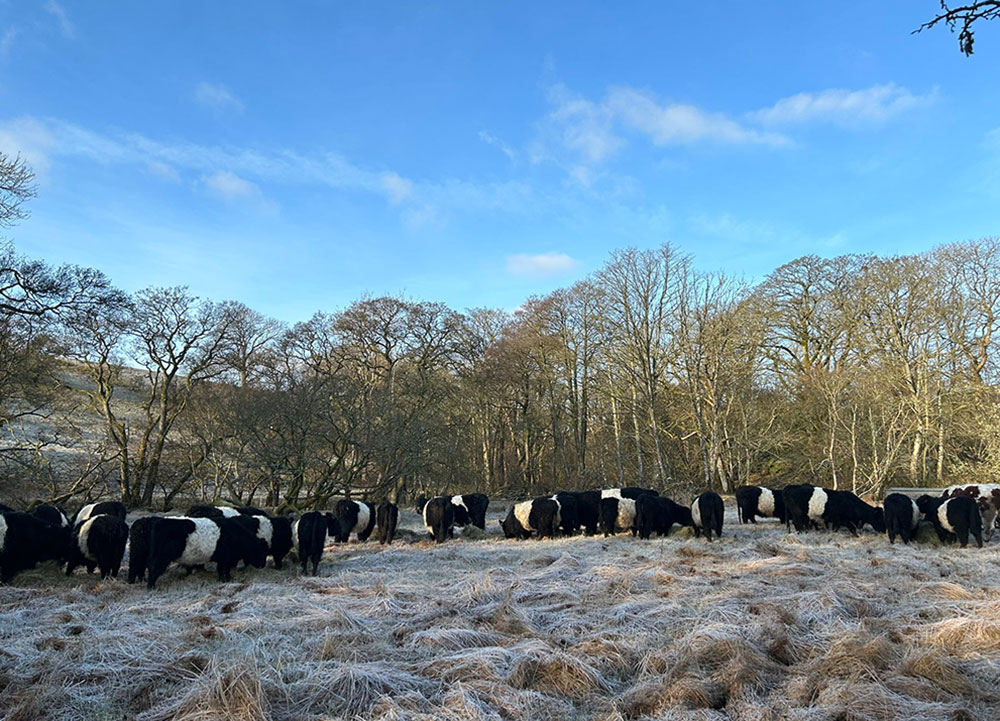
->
[545,84,623,164]
[194,81,244,113]
[44,2,74,39]
[0,116,55,175]
[607,87,788,147]
[380,171,413,204]
[0,27,18,57]
[146,160,180,182]
[478,130,517,162]
[201,170,276,213]
[751,84,932,126]
[506,252,579,277]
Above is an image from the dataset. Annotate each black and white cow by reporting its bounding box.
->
[883,493,921,545]
[422,496,455,543]
[376,502,399,545]
[603,487,658,501]
[635,494,693,539]
[146,515,268,588]
[74,501,127,525]
[127,516,160,584]
[500,497,561,539]
[691,492,724,541]
[234,507,293,568]
[0,511,71,582]
[916,494,984,548]
[822,490,885,536]
[551,492,580,535]
[332,499,376,543]
[294,511,337,575]
[30,504,70,528]
[782,484,821,532]
[598,496,637,537]
[186,505,241,519]
[941,484,1000,542]
[66,514,129,579]
[735,486,786,524]
[229,513,272,568]
[235,505,269,517]
[450,494,489,530]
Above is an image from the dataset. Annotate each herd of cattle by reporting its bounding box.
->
[0,481,996,588]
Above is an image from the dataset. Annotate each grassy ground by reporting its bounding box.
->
[0,507,998,720]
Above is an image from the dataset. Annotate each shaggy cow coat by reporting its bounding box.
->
[146,515,267,588]
[332,500,376,543]
[500,498,561,539]
[423,496,456,543]
[883,493,921,545]
[735,486,786,524]
[551,492,580,535]
[127,516,160,584]
[564,490,601,536]
[598,496,637,537]
[635,494,693,539]
[691,492,724,541]
[916,494,984,548]
[30,504,70,528]
[186,505,240,519]
[74,501,127,525]
[376,502,399,545]
[450,494,489,530]
[268,515,294,569]
[66,514,129,579]
[0,511,70,582]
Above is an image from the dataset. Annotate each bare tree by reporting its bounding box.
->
[916,1,1000,55]
[0,152,36,228]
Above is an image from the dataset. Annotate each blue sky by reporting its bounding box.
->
[1,1,998,321]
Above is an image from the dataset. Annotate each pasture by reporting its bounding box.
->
[1,507,998,721]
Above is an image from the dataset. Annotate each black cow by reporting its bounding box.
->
[782,484,821,532]
[127,516,160,584]
[822,490,885,536]
[0,511,71,582]
[735,486,786,524]
[146,516,268,588]
[295,511,336,575]
[66,514,129,579]
[186,505,240,519]
[235,506,269,517]
[450,494,489,529]
[500,498,561,539]
[883,493,921,544]
[691,492,724,541]
[423,496,455,543]
[561,490,600,535]
[376,502,399,545]
[0,503,13,513]
[598,496,637,537]
[635,494,693,539]
[916,494,983,548]
[74,501,128,524]
[551,492,580,535]
[30,504,70,528]
[332,499,376,543]
[268,516,294,569]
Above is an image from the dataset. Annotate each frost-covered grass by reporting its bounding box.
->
[1,507,999,720]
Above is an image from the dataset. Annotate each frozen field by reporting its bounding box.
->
[0,506,998,720]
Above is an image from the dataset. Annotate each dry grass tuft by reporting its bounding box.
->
[924,617,1000,657]
[156,656,269,721]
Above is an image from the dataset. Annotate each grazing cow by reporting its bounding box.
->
[500,497,561,540]
[376,502,399,545]
[635,495,694,539]
[563,490,601,536]
[782,484,821,532]
[941,484,1000,542]
[230,513,272,568]
[916,494,983,548]
[883,493,921,544]
[74,501,127,525]
[602,487,658,501]
[598,496,637,537]
[423,496,455,543]
[186,505,240,519]
[66,514,129,579]
[30,504,70,528]
[127,516,160,584]
[691,492,724,541]
[0,511,71,582]
[234,507,292,568]
[822,490,886,536]
[235,506,269,517]
[332,499,376,543]
[146,515,267,588]
[735,486,786,524]
[294,511,337,575]
[451,494,490,530]
[551,492,581,535]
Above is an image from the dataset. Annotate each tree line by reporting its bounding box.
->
[3,158,1000,509]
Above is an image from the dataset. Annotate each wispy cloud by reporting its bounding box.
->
[0,27,18,57]
[506,251,579,277]
[380,171,413,204]
[194,82,244,113]
[750,84,933,126]
[201,170,277,213]
[478,130,517,162]
[43,1,74,39]
[607,87,788,147]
